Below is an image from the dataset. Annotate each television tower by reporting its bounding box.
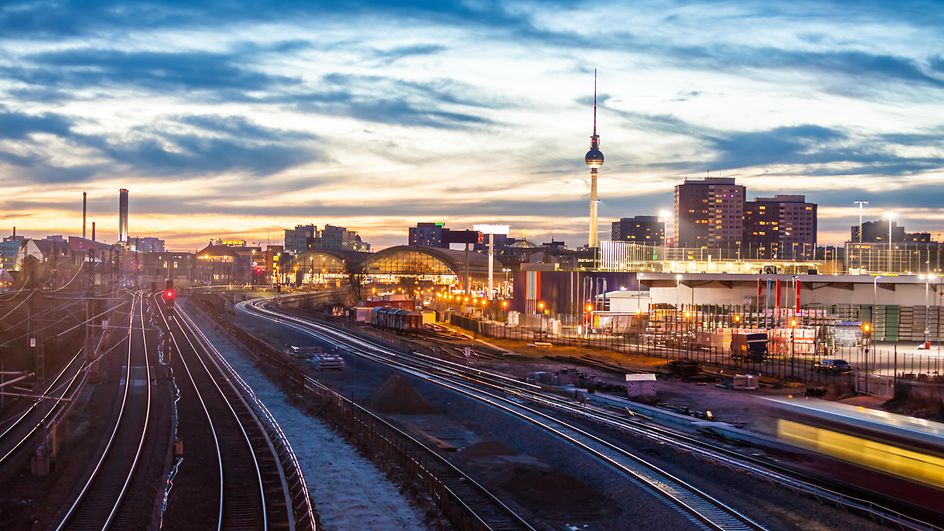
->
[585,69,604,248]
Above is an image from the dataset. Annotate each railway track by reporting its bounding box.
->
[0,297,124,467]
[252,298,942,531]
[155,295,315,530]
[243,298,766,531]
[56,291,153,530]
[0,344,87,467]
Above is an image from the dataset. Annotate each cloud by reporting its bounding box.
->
[705,124,944,176]
[0,107,74,139]
[5,47,301,98]
[932,55,944,73]
[82,115,324,177]
[0,112,323,181]
[602,107,944,178]
[371,43,447,63]
[282,73,498,128]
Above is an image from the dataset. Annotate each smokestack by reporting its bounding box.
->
[11,226,14,238]
[92,222,96,242]
[82,191,87,240]
[118,188,129,244]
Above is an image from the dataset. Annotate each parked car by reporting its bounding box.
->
[814,359,852,374]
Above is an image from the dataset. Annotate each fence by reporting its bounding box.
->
[451,310,944,390]
[191,295,523,531]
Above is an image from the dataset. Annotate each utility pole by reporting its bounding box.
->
[34,335,44,390]
[84,295,93,364]
[854,200,869,243]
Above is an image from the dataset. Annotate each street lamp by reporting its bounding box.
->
[658,209,672,245]
[675,274,683,341]
[920,274,937,345]
[883,212,897,272]
[789,318,798,379]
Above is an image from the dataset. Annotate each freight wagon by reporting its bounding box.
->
[370,306,424,333]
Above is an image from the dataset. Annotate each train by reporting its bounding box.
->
[369,306,424,333]
[764,397,943,517]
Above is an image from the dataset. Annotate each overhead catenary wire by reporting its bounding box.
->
[0,290,34,323]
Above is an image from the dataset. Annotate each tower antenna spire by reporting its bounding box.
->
[593,68,598,137]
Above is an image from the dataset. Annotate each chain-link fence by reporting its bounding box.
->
[451,307,944,390]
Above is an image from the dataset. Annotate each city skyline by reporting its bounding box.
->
[1,1,943,249]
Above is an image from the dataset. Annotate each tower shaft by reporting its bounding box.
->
[589,168,599,247]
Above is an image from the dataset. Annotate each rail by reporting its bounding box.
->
[161,298,316,531]
[194,297,532,531]
[242,298,764,531]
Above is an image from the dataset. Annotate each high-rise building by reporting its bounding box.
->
[743,195,817,259]
[284,224,315,253]
[310,225,370,252]
[118,188,129,244]
[131,237,165,253]
[674,177,745,248]
[409,222,449,248]
[850,220,929,243]
[611,216,665,245]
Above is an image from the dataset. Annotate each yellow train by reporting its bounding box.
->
[777,418,944,489]
[764,397,943,513]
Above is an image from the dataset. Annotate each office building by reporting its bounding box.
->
[309,225,371,252]
[611,216,665,245]
[851,220,930,243]
[743,195,817,259]
[284,224,316,253]
[409,222,449,248]
[674,177,745,248]
[131,237,165,253]
[409,222,482,250]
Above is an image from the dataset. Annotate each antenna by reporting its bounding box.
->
[593,68,598,137]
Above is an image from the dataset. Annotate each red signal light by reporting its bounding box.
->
[164,289,175,300]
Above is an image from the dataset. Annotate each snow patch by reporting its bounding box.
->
[193,316,427,531]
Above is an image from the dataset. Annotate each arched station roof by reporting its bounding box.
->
[361,245,490,279]
[291,249,370,275]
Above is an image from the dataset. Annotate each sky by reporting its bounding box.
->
[1,0,942,251]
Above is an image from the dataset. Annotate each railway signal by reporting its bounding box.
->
[163,288,175,308]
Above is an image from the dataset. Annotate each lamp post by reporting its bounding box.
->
[920,274,936,345]
[675,274,683,341]
[883,212,897,272]
[789,318,798,379]
[659,209,671,270]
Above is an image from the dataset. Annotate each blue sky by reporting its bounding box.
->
[1,0,942,249]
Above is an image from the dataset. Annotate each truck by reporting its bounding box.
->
[730,332,768,362]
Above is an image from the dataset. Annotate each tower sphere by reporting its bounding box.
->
[585,147,604,167]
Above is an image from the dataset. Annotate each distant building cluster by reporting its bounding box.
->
[284,224,371,253]
[611,216,664,246]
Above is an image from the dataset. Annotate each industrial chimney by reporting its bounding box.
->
[82,191,87,240]
[118,188,129,244]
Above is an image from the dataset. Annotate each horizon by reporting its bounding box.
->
[2,1,942,250]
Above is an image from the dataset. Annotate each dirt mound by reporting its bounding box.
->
[462,440,517,459]
[499,466,617,519]
[364,374,437,415]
